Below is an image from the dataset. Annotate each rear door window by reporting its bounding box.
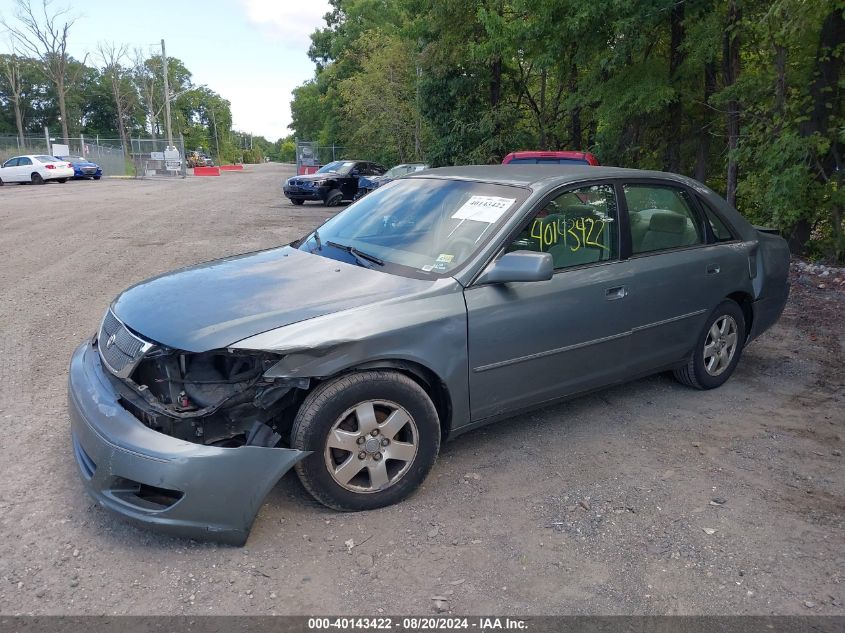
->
[624,184,703,254]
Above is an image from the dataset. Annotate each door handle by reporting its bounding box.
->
[706,263,721,274]
[605,286,627,300]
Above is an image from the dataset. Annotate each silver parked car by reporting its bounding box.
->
[68,166,790,544]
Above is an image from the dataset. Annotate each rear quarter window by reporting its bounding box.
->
[698,198,737,242]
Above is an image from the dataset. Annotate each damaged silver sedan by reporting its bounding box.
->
[68,166,789,544]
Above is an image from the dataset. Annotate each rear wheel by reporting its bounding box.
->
[31,173,44,185]
[290,198,304,206]
[57,178,67,183]
[291,371,440,511]
[93,175,101,180]
[324,189,343,206]
[673,300,746,390]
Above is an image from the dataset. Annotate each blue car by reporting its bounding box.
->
[57,156,102,180]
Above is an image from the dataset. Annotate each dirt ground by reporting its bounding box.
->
[0,163,842,616]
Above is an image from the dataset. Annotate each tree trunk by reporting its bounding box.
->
[722,0,741,206]
[13,99,25,147]
[568,61,582,150]
[538,69,547,148]
[57,79,70,144]
[490,55,503,159]
[694,62,717,182]
[665,0,685,173]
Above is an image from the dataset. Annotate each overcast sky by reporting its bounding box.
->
[0,0,331,141]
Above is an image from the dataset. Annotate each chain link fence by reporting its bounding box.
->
[128,137,187,178]
[0,132,187,178]
[295,140,347,175]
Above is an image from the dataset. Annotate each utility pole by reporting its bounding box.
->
[161,39,174,149]
[210,107,220,163]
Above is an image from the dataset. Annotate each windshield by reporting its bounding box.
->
[317,160,355,175]
[63,156,85,162]
[298,178,529,278]
[384,164,426,179]
[35,155,59,162]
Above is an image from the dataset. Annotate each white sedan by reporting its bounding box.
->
[0,154,75,185]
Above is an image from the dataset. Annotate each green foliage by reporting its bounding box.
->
[289,0,845,261]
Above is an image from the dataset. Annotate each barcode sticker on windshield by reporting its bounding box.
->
[451,196,516,223]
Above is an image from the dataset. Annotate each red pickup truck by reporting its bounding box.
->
[502,150,599,166]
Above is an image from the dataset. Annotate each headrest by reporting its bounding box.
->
[649,212,686,234]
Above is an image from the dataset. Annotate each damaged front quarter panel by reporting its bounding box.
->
[230,279,471,434]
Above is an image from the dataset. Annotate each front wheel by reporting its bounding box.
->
[291,371,441,511]
[290,198,304,206]
[673,299,746,390]
[93,175,101,180]
[324,188,343,206]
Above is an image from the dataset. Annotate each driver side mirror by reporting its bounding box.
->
[475,251,554,285]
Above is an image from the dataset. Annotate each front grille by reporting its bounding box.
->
[98,310,152,378]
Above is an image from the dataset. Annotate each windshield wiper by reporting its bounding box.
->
[325,240,384,267]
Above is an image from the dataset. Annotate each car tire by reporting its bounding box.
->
[673,299,746,390]
[31,173,44,185]
[57,178,67,183]
[291,198,304,206]
[0,177,3,186]
[324,189,343,207]
[93,176,101,180]
[291,370,441,511]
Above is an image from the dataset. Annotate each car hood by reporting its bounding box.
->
[291,171,342,183]
[111,246,432,353]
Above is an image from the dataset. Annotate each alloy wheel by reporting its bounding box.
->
[703,315,738,376]
[323,399,419,493]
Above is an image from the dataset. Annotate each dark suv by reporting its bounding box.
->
[283,160,386,206]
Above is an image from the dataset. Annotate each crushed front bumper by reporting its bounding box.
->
[283,184,328,201]
[67,341,308,545]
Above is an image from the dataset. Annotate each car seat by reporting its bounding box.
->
[638,212,698,252]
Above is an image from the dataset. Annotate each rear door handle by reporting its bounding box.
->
[706,263,721,274]
[605,286,627,300]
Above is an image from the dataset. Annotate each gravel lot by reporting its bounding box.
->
[0,163,842,616]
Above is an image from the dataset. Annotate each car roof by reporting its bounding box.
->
[407,165,698,191]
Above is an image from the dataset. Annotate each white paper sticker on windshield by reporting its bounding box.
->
[451,196,516,223]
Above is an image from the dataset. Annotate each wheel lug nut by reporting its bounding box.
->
[370,430,379,437]
[373,453,382,461]
[358,452,366,460]
[380,438,389,447]
[356,436,366,445]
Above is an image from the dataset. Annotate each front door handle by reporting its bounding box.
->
[706,263,721,274]
[605,286,628,300]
